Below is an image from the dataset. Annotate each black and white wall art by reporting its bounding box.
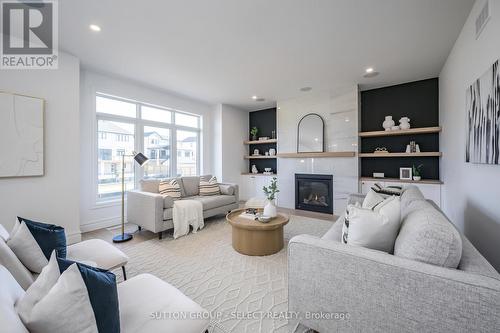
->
[466,60,500,164]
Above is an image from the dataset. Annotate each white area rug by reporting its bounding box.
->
[113,215,333,333]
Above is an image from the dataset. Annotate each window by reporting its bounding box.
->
[97,120,135,200]
[142,105,171,123]
[96,96,136,118]
[95,94,201,202]
[176,130,198,176]
[143,126,171,179]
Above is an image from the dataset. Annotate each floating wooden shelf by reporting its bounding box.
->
[360,177,443,185]
[244,155,277,159]
[244,139,277,145]
[359,126,442,138]
[277,151,356,158]
[359,152,442,158]
[241,173,278,176]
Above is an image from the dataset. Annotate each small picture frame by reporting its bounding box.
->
[399,167,412,180]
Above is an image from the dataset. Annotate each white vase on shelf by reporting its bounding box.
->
[263,200,277,218]
[251,165,258,174]
[382,116,395,131]
[399,117,411,130]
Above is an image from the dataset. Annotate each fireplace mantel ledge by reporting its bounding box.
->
[277,152,356,158]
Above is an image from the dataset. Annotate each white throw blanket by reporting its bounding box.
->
[172,200,204,239]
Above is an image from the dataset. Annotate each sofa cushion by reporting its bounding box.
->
[321,215,343,242]
[180,176,201,197]
[7,222,48,274]
[219,184,235,196]
[117,273,209,333]
[394,206,463,268]
[139,179,161,193]
[344,197,401,253]
[400,185,426,216]
[0,237,34,290]
[199,176,221,196]
[159,179,181,199]
[186,195,236,211]
[17,217,67,259]
[19,263,99,333]
[0,266,29,333]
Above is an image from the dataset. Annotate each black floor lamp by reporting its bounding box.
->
[113,151,149,243]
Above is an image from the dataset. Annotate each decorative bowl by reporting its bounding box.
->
[256,214,272,223]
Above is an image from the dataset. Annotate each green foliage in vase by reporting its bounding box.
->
[412,164,424,177]
[250,127,258,137]
[262,177,279,201]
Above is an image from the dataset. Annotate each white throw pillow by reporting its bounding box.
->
[18,263,98,333]
[16,251,60,321]
[362,189,384,209]
[345,196,401,252]
[199,176,221,196]
[7,222,48,273]
[341,202,360,244]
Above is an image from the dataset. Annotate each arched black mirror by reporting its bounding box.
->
[297,113,324,153]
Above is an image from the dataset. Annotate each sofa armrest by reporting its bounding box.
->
[219,183,239,202]
[126,190,165,233]
[288,234,500,333]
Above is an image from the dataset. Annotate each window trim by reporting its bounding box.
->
[94,92,201,204]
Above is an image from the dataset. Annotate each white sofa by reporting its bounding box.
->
[0,265,211,333]
[128,175,239,239]
[0,224,129,289]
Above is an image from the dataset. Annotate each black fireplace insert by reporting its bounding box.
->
[295,173,333,214]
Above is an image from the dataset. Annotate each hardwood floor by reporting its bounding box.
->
[82,203,337,246]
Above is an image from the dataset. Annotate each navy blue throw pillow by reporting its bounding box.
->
[57,257,120,333]
[17,217,67,259]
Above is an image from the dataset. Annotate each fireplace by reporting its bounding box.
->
[295,174,333,214]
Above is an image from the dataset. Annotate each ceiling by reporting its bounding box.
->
[59,0,474,110]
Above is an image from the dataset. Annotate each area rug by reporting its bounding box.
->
[113,215,334,333]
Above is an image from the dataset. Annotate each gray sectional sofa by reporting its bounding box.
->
[288,186,500,332]
[127,176,239,239]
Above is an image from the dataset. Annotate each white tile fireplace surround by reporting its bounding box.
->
[277,88,359,216]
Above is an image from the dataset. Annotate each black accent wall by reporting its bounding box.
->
[360,78,440,180]
[248,108,277,173]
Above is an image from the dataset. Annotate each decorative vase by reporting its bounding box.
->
[382,116,395,131]
[269,148,276,156]
[252,135,257,141]
[263,200,277,218]
[413,176,421,181]
[399,117,411,130]
[251,165,258,174]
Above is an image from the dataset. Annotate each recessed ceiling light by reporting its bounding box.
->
[300,87,312,92]
[363,71,380,78]
[89,24,101,32]
[365,67,374,73]
[252,95,258,100]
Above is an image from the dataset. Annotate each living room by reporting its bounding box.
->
[1,0,499,332]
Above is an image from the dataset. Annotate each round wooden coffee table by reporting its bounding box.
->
[226,208,290,256]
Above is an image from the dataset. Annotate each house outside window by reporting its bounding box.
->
[95,94,201,202]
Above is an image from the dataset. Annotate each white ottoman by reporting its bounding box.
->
[118,274,210,333]
[67,239,129,278]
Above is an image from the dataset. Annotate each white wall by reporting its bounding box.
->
[0,53,81,243]
[440,0,500,270]
[277,88,359,216]
[80,70,214,231]
[211,104,248,184]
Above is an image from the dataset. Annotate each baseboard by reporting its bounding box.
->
[66,231,82,245]
[80,216,121,233]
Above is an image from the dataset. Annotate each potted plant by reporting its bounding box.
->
[262,177,279,218]
[412,164,423,181]
[250,127,258,141]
